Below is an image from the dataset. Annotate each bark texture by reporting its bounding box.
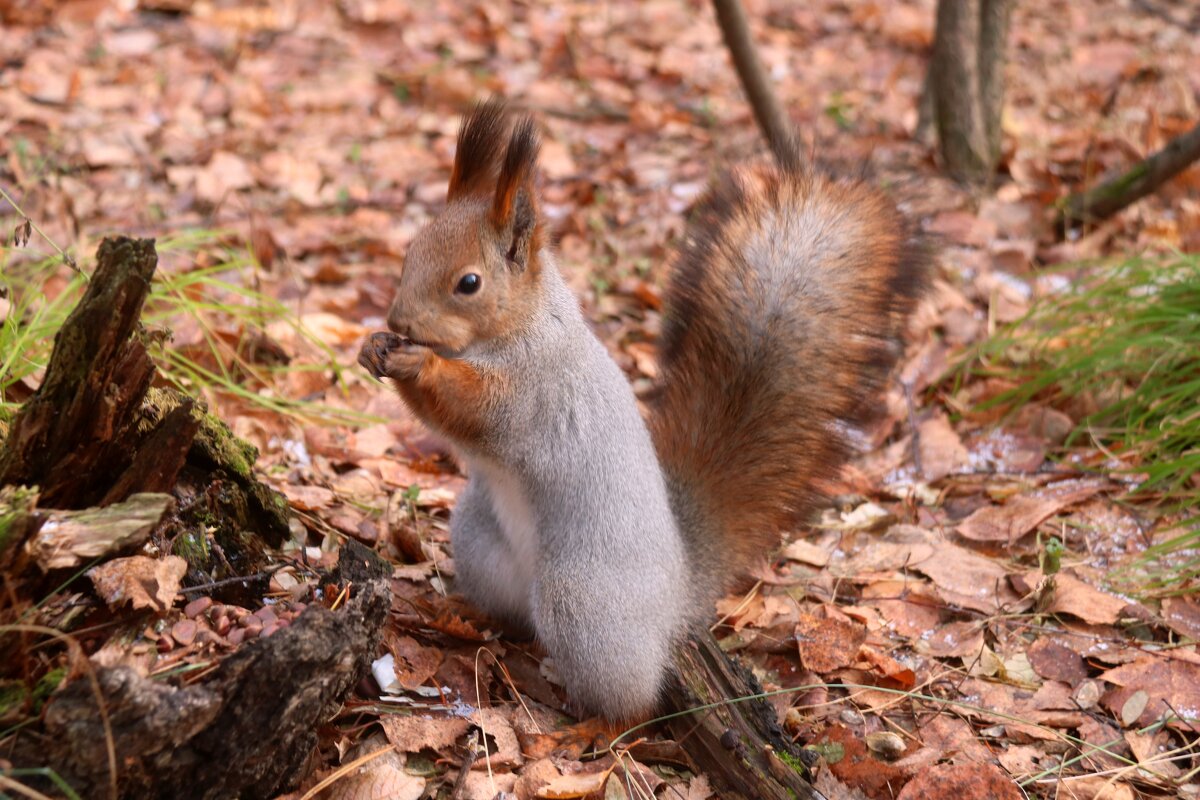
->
[667,632,824,800]
[712,0,801,170]
[930,0,1014,183]
[17,540,391,800]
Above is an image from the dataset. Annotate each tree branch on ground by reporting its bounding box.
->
[1058,119,1200,232]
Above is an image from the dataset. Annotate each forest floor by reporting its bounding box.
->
[2,0,1200,798]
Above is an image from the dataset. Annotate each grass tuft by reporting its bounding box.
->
[1,229,380,427]
[958,253,1200,589]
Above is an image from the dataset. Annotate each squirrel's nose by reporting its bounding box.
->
[385,303,408,337]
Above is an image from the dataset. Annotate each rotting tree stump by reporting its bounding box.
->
[0,237,290,588]
[1,237,391,799]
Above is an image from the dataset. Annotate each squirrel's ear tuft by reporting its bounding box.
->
[447,99,509,202]
[490,116,542,271]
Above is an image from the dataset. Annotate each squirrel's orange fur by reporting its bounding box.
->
[359,100,930,721]
[650,164,927,589]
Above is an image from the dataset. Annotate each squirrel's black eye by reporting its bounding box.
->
[455,273,481,295]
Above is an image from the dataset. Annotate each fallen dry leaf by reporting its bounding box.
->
[88,555,187,613]
[916,413,970,481]
[895,761,1021,800]
[796,613,867,673]
[958,480,1106,543]
[1161,595,1200,641]
[1054,775,1136,800]
[386,634,443,690]
[378,713,471,753]
[1100,656,1200,729]
[910,540,1024,614]
[1038,571,1130,626]
[1027,637,1088,685]
[536,769,609,799]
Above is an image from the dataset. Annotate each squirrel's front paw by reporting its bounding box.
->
[357,332,405,380]
[383,342,431,381]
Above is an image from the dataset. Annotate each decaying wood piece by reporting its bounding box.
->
[1,235,343,797]
[0,237,159,509]
[667,632,824,800]
[24,492,174,572]
[0,237,290,578]
[16,540,391,800]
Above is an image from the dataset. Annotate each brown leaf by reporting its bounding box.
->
[1053,776,1135,800]
[910,541,1024,614]
[861,580,942,639]
[921,621,986,659]
[88,555,187,613]
[895,762,1021,800]
[386,634,443,690]
[323,738,425,800]
[958,480,1106,543]
[536,770,609,799]
[916,412,969,482]
[1161,595,1200,641]
[781,539,830,568]
[796,613,867,673]
[1100,656,1200,729]
[1040,571,1130,626]
[1124,727,1183,779]
[280,484,335,511]
[1027,637,1088,685]
[378,714,470,753]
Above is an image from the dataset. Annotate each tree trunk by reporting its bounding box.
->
[712,0,801,170]
[929,0,1014,184]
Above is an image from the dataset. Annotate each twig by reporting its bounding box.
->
[711,0,800,170]
[0,183,84,276]
[175,568,281,594]
[448,730,485,800]
[902,380,924,479]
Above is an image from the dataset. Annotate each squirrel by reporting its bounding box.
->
[358,99,929,722]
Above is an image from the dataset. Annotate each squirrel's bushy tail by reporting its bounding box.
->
[649,165,929,592]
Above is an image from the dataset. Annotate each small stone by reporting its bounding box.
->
[171,619,198,646]
[261,620,281,638]
[228,628,246,646]
[183,596,213,618]
[157,634,174,653]
[214,615,232,635]
[865,731,906,761]
[255,606,278,625]
[243,621,262,639]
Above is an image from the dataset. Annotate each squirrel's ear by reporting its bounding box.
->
[490,116,542,272]
[447,99,508,202]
